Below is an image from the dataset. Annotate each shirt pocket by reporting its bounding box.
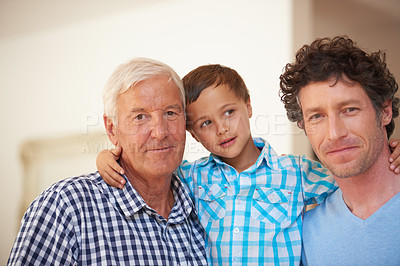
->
[251,187,293,227]
[197,183,227,223]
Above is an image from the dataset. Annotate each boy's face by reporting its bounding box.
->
[186,84,253,159]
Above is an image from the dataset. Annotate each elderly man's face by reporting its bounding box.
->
[299,78,392,178]
[105,75,186,179]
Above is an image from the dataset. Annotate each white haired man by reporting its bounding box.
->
[8,58,208,265]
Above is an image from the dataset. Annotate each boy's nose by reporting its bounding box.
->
[217,121,228,136]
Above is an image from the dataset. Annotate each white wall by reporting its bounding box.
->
[0,0,294,262]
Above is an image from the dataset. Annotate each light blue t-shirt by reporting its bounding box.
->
[302,189,400,265]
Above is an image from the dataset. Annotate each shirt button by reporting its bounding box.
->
[233,227,240,234]
[233,257,238,262]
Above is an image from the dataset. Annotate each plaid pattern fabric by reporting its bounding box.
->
[8,172,208,265]
[178,138,337,265]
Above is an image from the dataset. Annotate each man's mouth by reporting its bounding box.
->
[326,146,357,155]
[147,146,172,152]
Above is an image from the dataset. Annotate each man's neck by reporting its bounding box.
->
[121,161,175,219]
[335,148,400,220]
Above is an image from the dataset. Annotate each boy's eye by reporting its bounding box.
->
[200,120,212,128]
[224,109,234,116]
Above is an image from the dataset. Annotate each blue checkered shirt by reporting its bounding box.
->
[178,138,337,265]
[8,172,208,265]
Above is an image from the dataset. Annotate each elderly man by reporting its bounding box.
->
[8,58,208,265]
[280,36,400,265]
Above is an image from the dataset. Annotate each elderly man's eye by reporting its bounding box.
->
[134,114,144,121]
[166,111,177,117]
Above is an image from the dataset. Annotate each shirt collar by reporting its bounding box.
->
[110,172,195,222]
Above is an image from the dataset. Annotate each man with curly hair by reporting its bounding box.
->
[280,36,400,265]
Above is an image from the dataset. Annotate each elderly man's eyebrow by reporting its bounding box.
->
[128,104,183,113]
[166,104,183,111]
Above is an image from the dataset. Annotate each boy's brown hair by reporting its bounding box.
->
[183,64,250,106]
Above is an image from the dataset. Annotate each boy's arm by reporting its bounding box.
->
[96,147,198,195]
[175,160,196,198]
[299,155,337,205]
[96,147,125,189]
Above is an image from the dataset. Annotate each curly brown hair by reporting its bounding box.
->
[279,36,399,138]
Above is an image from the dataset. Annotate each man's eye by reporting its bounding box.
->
[200,120,212,128]
[345,107,358,113]
[166,111,177,117]
[134,114,145,121]
[309,114,322,121]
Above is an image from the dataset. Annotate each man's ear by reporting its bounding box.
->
[246,98,253,118]
[103,114,118,146]
[381,100,393,126]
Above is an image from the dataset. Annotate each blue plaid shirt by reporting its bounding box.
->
[8,172,208,265]
[178,138,337,265]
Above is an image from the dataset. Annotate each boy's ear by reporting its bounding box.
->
[188,128,200,143]
[246,98,253,118]
[103,114,118,146]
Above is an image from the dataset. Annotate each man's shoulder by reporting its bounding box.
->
[32,171,107,208]
[304,189,342,219]
[45,171,103,193]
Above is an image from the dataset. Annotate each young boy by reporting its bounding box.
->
[97,64,400,265]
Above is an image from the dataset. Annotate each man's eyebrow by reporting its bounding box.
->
[129,104,183,113]
[129,107,145,113]
[303,99,362,115]
[166,104,183,110]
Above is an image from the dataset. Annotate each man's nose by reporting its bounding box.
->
[327,116,348,141]
[150,114,168,139]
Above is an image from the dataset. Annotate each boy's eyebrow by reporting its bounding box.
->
[191,102,237,126]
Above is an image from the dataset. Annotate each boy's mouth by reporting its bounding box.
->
[220,137,236,148]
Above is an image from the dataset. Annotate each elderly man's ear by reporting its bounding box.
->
[104,114,118,146]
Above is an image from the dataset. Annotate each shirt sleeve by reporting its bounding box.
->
[176,160,196,199]
[8,189,78,265]
[299,155,338,204]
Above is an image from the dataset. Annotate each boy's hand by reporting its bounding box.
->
[96,146,126,189]
[389,139,400,174]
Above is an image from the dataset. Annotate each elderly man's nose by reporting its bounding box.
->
[150,117,168,139]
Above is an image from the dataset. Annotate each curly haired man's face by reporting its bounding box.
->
[299,78,392,178]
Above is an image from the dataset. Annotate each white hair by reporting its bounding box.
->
[103,57,185,123]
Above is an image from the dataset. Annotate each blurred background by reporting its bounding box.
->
[0,0,399,263]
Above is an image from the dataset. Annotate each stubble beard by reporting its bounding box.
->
[322,129,385,179]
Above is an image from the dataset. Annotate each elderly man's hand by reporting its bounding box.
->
[97,146,126,189]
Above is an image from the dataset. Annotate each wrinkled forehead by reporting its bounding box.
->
[117,76,184,112]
